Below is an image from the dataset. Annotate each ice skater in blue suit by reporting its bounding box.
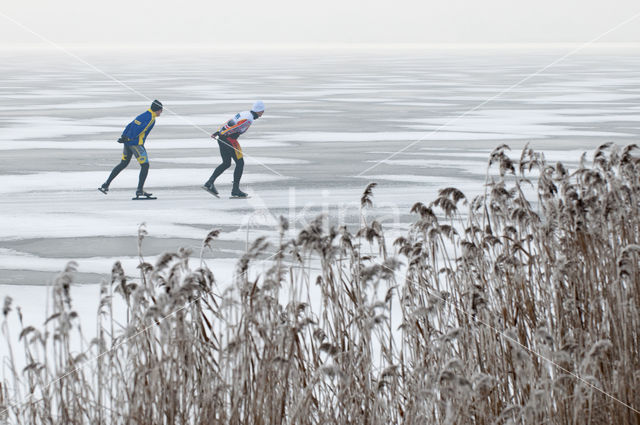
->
[99,100,163,198]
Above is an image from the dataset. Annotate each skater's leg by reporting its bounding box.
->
[232,157,244,186]
[206,140,234,185]
[207,158,231,184]
[131,146,150,193]
[228,140,247,197]
[137,162,149,193]
[104,159,130,186]
[104,147,133,188]
[231,156,247,197]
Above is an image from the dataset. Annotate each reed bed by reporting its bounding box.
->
[1,143,639,424]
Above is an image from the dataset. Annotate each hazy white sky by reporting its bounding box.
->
[1,0,640,47]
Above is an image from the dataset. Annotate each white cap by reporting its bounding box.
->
[251,100,265,113]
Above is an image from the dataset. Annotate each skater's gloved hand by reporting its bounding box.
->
[211,131,220,139]
[117,136,130,144]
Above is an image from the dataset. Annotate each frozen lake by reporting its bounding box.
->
[1,47,640,291]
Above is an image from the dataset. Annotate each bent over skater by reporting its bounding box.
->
[99,100,163,199]
[203,100,265,198]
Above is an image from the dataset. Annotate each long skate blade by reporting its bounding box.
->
[201,186,220,198]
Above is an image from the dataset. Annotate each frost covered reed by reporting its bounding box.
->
[2,143,639,424]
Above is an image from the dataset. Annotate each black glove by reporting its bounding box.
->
[211,131,220,139]
[117,136,130,144]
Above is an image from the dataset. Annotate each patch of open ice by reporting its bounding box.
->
[531,93,640,103]
[352,174,477,185]
[326,97,401,103]
[265,131,531,143]
[386,102,457,107]
[368,159,487,175]
[0,118,118,141]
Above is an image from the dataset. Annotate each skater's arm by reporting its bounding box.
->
[219,118,249,139]
[213,118,234,139]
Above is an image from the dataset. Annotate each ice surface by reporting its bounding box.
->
[1,51,640,361]
[265,130,532,142]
